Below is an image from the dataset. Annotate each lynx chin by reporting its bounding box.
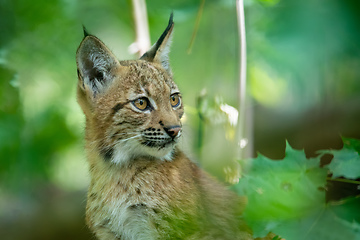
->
[76,13,257,240]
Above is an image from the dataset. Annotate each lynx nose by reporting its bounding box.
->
[164,126,181,139]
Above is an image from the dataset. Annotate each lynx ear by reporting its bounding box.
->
[76,33,120,96]
[140,13,174,72]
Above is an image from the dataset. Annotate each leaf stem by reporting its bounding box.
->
[326,177,360,185]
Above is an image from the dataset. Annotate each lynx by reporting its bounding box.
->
[76,14,254,240]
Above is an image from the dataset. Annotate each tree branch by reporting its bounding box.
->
[130,0,151,57]
[236,0,252,159]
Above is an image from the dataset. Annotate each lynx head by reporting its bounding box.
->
[76,14,184,166]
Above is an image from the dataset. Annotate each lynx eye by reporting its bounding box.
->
[132,98,149,111]
[170,94,181,108]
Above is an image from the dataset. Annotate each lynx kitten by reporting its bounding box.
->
[76,14,253,240]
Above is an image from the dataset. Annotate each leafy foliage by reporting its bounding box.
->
[234,139,360,239]
[1,0,360,239]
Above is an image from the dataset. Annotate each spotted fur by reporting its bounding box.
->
[76,15,253,240]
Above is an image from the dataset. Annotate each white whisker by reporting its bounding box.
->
[117,134,142,143]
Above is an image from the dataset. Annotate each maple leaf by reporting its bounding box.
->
[319,138,360,179]
[234,142,327,238]
[271,197,360,240]
[234,141,360,239]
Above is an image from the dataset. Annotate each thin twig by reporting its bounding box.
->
[187,0,206,54]
[236,0,248,159]
[131,0,151,57]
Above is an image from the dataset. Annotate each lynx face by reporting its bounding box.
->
[76,16,183,165]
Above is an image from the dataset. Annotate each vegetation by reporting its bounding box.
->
[234,138,360,239]
[0,0,359,239]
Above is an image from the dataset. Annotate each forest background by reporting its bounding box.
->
[1,0,360,239]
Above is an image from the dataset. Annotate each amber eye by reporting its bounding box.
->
[133,98,149,111]
[170,94,181,108]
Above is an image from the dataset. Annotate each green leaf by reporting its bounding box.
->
[331,197,360,224]
[234,142,328,238]
[271,202,360,240]
[319,138,360,179]
[342,138,360,153]
[234,141,360,239]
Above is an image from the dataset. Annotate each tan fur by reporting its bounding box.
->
[76,17,254,240]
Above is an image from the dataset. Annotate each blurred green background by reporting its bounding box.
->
[1,0,360,239]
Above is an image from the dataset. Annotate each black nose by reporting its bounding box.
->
[163,126,181,139]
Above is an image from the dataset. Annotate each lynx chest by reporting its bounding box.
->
[86,157,201,239]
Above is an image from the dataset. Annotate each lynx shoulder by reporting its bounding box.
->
[76,14,253,240]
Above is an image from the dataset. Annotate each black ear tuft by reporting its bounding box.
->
[153,12,174,53]
[83,25,90,38]
[140,13,174,72]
